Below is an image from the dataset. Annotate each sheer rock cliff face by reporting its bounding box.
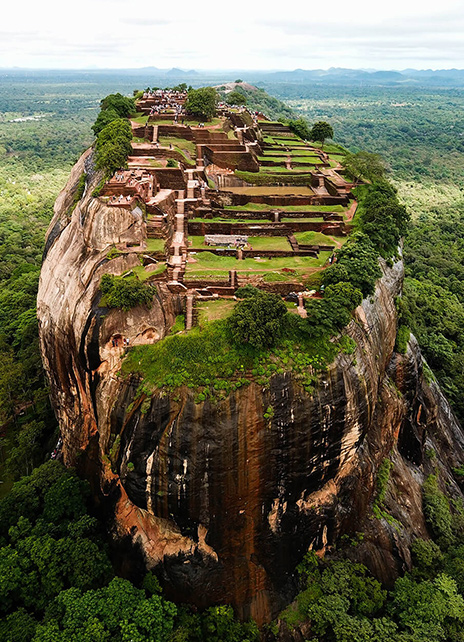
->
[38,154,464,625]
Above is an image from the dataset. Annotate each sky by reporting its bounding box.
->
[2,0,464,71]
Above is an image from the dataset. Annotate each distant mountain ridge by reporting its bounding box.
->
[262,67,464,86]
[3,66,464,87]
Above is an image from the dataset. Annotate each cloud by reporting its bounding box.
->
[1,0,464,70]
[123,18,173,27]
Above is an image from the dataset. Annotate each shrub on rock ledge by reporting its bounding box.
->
[100,274,156,311]
[94,119,133,178]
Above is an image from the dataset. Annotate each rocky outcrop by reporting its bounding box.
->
[38,153,464,626]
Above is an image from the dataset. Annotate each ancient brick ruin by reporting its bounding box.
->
[97,90,357,323]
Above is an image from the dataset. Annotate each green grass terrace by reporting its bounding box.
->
[188,235,292,251]
[185,251,332,283]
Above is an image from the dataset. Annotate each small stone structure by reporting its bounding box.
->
[205,234,248,246]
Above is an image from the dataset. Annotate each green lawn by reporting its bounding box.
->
[226,185,314,195]
[189,236,290,251]
[258,167,314,175]
[279,204,346,212]
[131,263,167,281]
[222,203,345,213]
[189,217,271,223]
[281,217,325,222]
[294,231,337,245]
[291,150,321,157]
[145,238,165,252]
[186,250,330,279]
[132,136,150,144]
[132,113,149,124]
[189,236,208,248]
[158,136,196,158]
[247,236,291,251]
[147,159,165,168]
[224,203,276,211]
[310,143,347,154]
[258,157,288,163]
[197,299,236,324]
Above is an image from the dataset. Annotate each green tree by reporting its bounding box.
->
[322,232,382,296]
[36,578,177,642]
[391,573,464,640]
[343,151,386,183]
[185,87,218,120]
[94,119,133,178]
[228,290,287,350]
[288,117,311,140]
[226,91,247,106]
[92,109,120,136]
[100,93,135,119]
[310,121,334,149]
[201,605,259,642]
[5,419,46,479]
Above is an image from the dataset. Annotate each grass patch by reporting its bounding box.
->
[130,263,167,281]
[281,217,325,223]
[158,136,196,158]
[189,217,270,223]
[259,167,315,175]
[132,113,149,124]
[226,186,314,195]
[121,315,343,400]
[294,231,336,245]
[263,271,299,282]
[223,203,277,211]
[169,315,185,335]
[132,136,150,144]
[145,238,165,252]
[247,236,291,251]
[186,251,331,280]
[197,299,236,324]
[189,235,291,251]
[223,204,346,213]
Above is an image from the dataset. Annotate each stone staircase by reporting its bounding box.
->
[146,215,166,238]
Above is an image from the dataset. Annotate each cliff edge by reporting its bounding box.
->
[38,147,464,626]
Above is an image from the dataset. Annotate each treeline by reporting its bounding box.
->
[269,84,464,185]
[0,86,95,493]
[0,461,259,642]
[303,179,409,338]
[402,201,464,422]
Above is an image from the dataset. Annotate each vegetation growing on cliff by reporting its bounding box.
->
[122,312,344,401]
[99,274,156,311]
[94,118,133,178]
[228,289,287,349]
[278,468,464,642]
[92,93,136,136]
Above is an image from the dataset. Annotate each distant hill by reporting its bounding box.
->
[261,67,464,87]
[166,68,199,77]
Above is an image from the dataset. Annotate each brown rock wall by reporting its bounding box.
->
[38,153,464,627]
